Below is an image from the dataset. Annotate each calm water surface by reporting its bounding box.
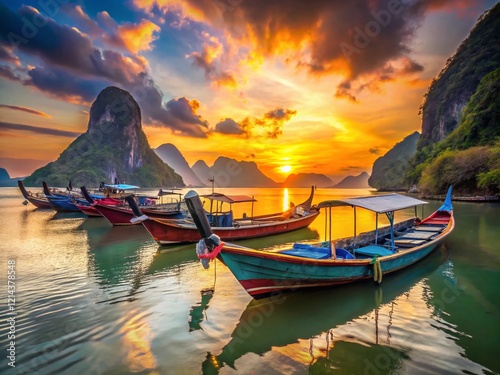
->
[0,187,499,375]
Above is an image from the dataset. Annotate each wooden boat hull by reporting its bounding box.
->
[17,180,53,209]
[46,195,81,212]
[219,215,454,298]
[142,210,321,244]
[75,203,102,217]
[95,203,184,226]
[26,196,53,209]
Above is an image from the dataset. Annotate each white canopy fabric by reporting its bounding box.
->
[318,194,427,213]
[201,193,257,204]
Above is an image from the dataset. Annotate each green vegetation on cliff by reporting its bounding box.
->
[405,4,500,195]
[24,87,184,188]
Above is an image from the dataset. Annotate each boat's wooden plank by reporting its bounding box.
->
[394,239,427,247]
[396,231,437,240]
[414,226,444,232]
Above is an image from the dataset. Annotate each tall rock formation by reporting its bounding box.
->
[418,4,500,149]
[369,132,420,190]
[155,144,205,186]
[192,157,277,188]
[24,86,184,187]
[406,4,500,194]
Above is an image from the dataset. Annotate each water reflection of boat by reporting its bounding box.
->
[201,248,447,373]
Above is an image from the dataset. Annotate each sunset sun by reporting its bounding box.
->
[280,165,292,173]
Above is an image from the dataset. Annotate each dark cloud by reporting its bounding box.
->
[0,104,51,118]
[369,147,382,155]
[26,66,105,103]
[213,107,297,138]
[172,0,476,99]
[0,4,208,137]
[0,121,81,137]
[215,118,245,134]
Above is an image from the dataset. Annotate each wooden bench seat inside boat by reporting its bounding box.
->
[354,245,394,257]
[395,231,437,240]
[280,243,332,259]
[414,225,444,232]
[394,239,427,247]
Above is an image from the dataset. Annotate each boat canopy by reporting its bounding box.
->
[318,194,427,213]
[201,193,257,204]
[104,184,140,190]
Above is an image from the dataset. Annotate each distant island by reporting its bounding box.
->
[0,168,17,187]
[333,172,370,189]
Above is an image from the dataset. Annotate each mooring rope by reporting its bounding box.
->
[371,256,383,284]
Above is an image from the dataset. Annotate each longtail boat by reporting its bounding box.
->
[74,186,122,217]
[17,180,52,209]
[94,184,185,225]
[42,181,82,212]
[185,187,455,299]
[128,187,320,245]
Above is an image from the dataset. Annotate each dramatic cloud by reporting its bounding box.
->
[147,96,209,138]
[369,147,382,155]
[0,121,81,137]
[214,118,244,135]
[62,4,102,37]
[103,19,160,54]
[213,107,296,138]
[0,45,20,66]
[0,5,209,137]
[0,104,51,118]
[189,31,236,87]
[138,0,482,99]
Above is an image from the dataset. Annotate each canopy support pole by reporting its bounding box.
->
[386,211,395,252]
[375,212,379,244]
[353,206,357,239]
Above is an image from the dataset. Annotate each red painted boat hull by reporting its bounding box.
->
[142,210,321,244]
[75,203,102,217]
[95,203,183,225]
[95,204,139,225]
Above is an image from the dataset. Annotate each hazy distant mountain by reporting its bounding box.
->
[284,173,333,188]
[192,157,277,187]
[155,144,205,187]
[0,168,17,187]
[334,172,371,188]
[369,131,420,190]
[192,160,212,185]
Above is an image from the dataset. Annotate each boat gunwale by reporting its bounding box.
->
[219,213,455,266]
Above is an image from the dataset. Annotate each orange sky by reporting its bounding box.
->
[0,1,495,180]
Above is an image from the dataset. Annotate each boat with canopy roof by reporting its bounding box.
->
[185,187,454,299]
[91,184,185,225]
[126,187,320,245]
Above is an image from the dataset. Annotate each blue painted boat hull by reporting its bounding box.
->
[46,195,81,212]
[219,214,454,299]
